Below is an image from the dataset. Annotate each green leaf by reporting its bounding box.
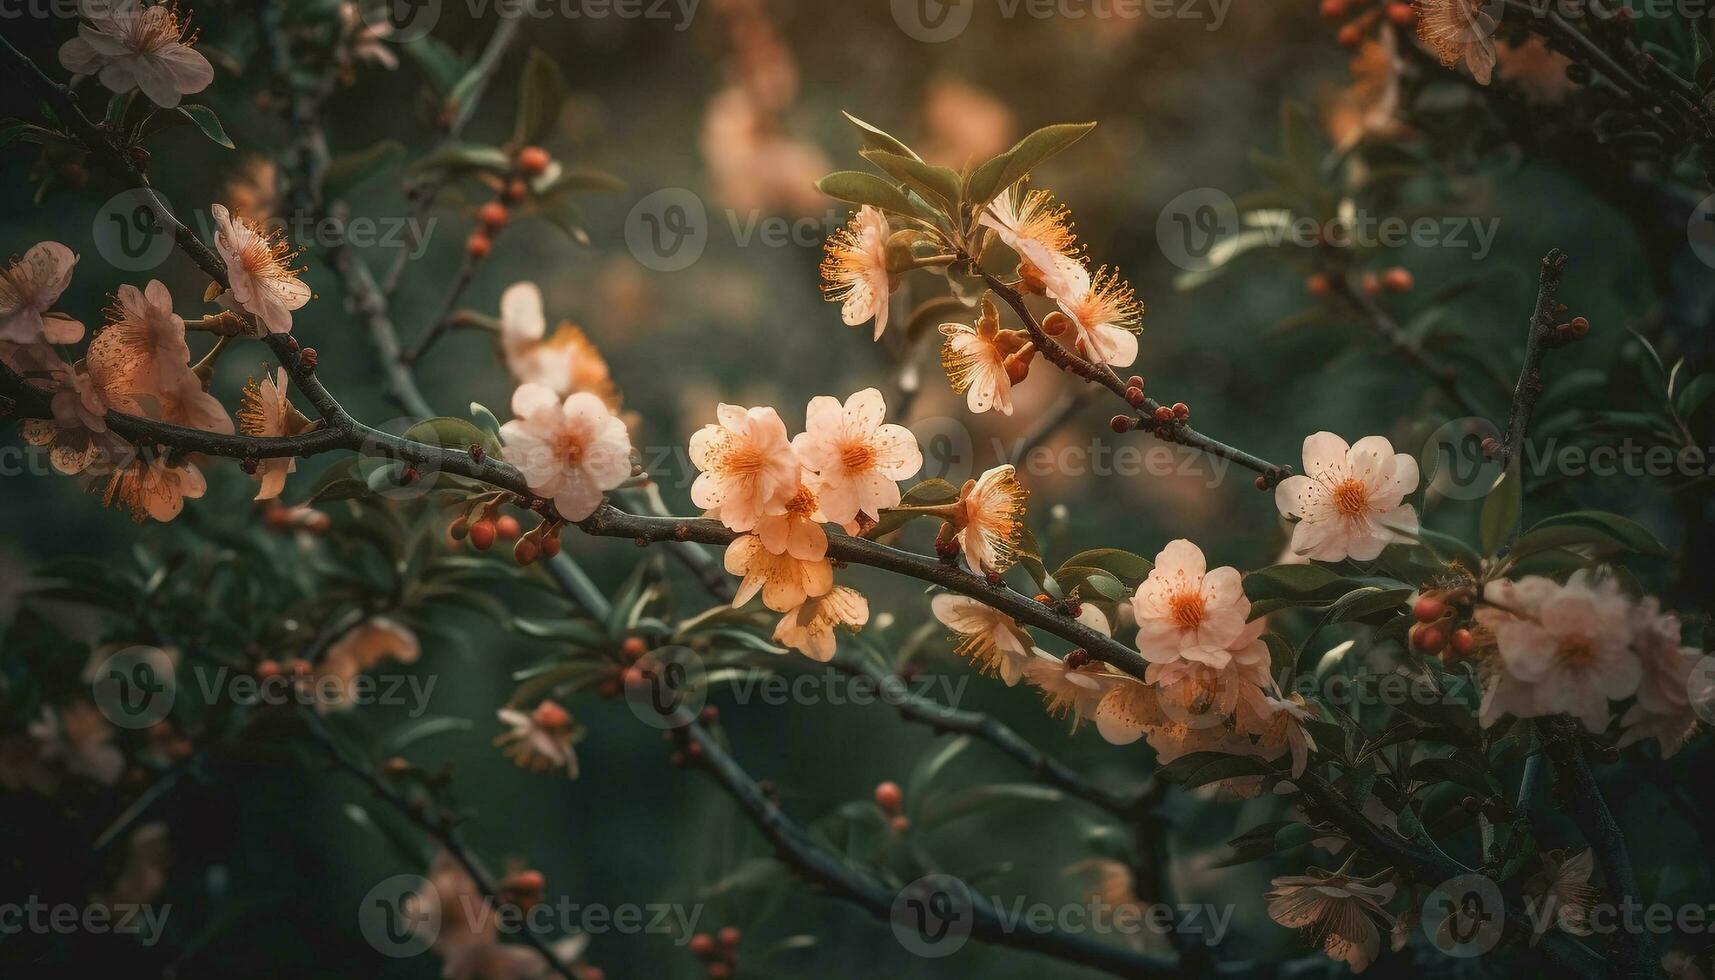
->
[1478,461,1522,556]
[905,736,972,813]
[469,402,504,443]
[513,48,568,146]
[536,168,626,196]
[176,104,234,149]
[404,416,503,456]
[410,142,512,178]
[323,140,405,201]
[1415,527,1483,571]
[1055,548,1153,584]
[1675,373,1715,420]
[1526,510,1667,557]
[511,617,609,645]
[381,716,473,754]
[864,479,959,538]
[860,150,962,212]
[918,783,1067,829]
[1055,566,1125,602]
[840,111,920,160]
[536,192,590,246]
[404,36,466,96]
[1158,751,1272,788]
[968,122,1096,206]
[816,170,917,217]
[1325,586,1412,624]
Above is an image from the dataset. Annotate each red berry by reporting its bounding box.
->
[479,201,509,230]
[496,514,522,539]
[1306,273,1331,297]
[688,933,715,956]
[1413,596,1446,623]
[1124,386,1146,407]
[257,659,281,679]
[1361,272,1381,296]
[706,965,731,980]
[466,233,492,259]
[540,532,561,558]
[718,926,742,948]
[1109,414,1134,433]
[1337,23,1362,46]
[873,781,903,812]
[1385,2,1415,25]
[504,179,529,203]
[468,519,497,550]
[622,636,648,659]
[1171,402,1189,420]
[1412,626,1446,653]
[507,870,545,894]
[1126,375,1144,390]
[1382,267,1414,293]
[1319,0,1347,19]
[513,537,540,565]
[890,815,911,833]
[517,146,551,175]
[1153,405,1174,423]
[1450,628,1476,656]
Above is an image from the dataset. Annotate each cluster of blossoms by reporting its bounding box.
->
[1,226,313,518]
[1469,573,1705,756]
[689,388,923,660]
[58,0,215,109]
[935,537,1319,789]
[820,178,1145,420]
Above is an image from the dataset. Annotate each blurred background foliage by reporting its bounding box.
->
[1,0,1711,977]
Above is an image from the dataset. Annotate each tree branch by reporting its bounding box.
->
[1499,249,1571,467]
[1329,273,1488,419]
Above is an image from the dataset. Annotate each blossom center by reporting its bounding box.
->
[785,485,818,517]
[840,442,877,471]
[1168,589,1206,631]
[1557,638,1596,667]
[554,431,586,467]
[1330,478,1371,517]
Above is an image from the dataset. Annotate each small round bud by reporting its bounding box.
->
[478,201,509,230]
[469,443,486,463]
[1413,596,1446,623]
[1124,386,1146,407]
[688,933,715,956]
[1127,375,1144,390]
[513,537,540,565]
[1041,311,1072,336]
[1319,0,1346,19]
[1567,315,1590,338]
[241,458,259,474]
[985,572,1002,586]
[540,532,562,558]
[504,179,529,203]
[873,780,903,812]
[718,926,742,948]
[706,964,731,980]
[700,706,719,723]
[1411,625,1446,653]
[300,347,318,370]
[517,146,551,175]
[622,636,648,659]
[890,815,911,833]
[401,467,420,485]
[1035,593,1052,604]
[1450,628,1476,656]
[449,516,470,541]
[383,756,411,775]
[1305,273,1331,297]
[1065,649,1089,669]
[496,514,522,539]
[1109,414,1134,433]
[466,233,492,259]
[1385,2,1414,25]
[1254,475,1268,491]
[1172,402,1189,420]
[1480,436,1502,460]
[257,659,282,679]
[1153,405,1174,423]
[1336,22,1362,46]
[468,519,497,550]
[1361,272,1381,296]
[1382,267,1414,293]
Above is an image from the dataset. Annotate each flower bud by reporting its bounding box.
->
[1042,311,1072,336]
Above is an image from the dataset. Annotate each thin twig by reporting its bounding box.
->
[1499,249,1571,467]
[1330,273,1488,419]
